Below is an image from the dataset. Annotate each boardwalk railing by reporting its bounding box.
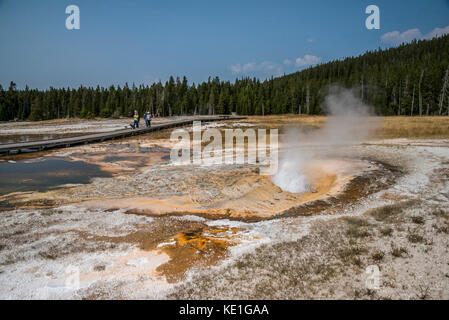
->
[0,116,246,156]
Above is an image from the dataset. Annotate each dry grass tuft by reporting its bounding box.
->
[407,232,425,244]
[379,227,393,237]
[391,246,408,258]
[368,201,417,222]
[411,216,425,225]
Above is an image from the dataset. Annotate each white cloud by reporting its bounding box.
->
[295,55,322,68]
[230,54,322,76]
[230,61,283,76]
[242,62,257,72]
[381,28,422,45]
[381,25,449,45]
[259,61,283,75]
[230,64,242,74]
[230,62,257,74]
[426,25,449,39]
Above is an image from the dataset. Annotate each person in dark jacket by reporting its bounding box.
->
[144,111,152,128]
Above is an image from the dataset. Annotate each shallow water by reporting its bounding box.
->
[0,158,112,195]
[0,133,84,144]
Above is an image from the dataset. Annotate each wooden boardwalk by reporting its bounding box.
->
[0,115,246,156]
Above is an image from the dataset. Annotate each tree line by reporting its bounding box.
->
[1,34,449,121]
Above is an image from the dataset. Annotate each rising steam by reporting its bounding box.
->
[271,86,380,193]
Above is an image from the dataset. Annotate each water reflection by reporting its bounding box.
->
[0,157,112,195]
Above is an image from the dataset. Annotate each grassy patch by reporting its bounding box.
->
[371,250,385,262]
[417,284,431,300]
[368,201,417,222]
[375,116,449,139]
[346,227,371,239]
[411,216,425,224]
[407,232,425,244]
[313,264,336,280]
[342,217,372,227]
[343,217,372,239]
[353,257,364,268]
[369,204,399,221]
[437,226,449,234]
[379,227,393,237]
[338,246,368,263]
[245,116,449,139]
[433,222,449,234]
[432,209,448,218]
[391,246,408,258]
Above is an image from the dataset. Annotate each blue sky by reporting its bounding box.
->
[1,0,448,89]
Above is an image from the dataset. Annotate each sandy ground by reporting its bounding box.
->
[0,117,449,299]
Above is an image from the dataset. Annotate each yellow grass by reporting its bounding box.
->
[240,115,449,139]
[375,116,449,139]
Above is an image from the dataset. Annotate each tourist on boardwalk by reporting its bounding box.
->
[144,111,152,128]
[130,110,139,129]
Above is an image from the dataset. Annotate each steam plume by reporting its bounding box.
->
[271,86,380,193]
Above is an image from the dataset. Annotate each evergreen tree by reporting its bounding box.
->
[1,35,449,121]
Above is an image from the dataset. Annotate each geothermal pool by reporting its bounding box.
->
[0,158,111,196]
[1,116,449,299]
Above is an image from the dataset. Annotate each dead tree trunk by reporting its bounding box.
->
[361,75,364,102]
[418,70,425,116]
[306,84,310,115]
[385,69,389,88]
[403,76,409,116]
[300,86,305,114]
[439,67,449,115]
[391,86,397,114]
[411,84,415,116]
